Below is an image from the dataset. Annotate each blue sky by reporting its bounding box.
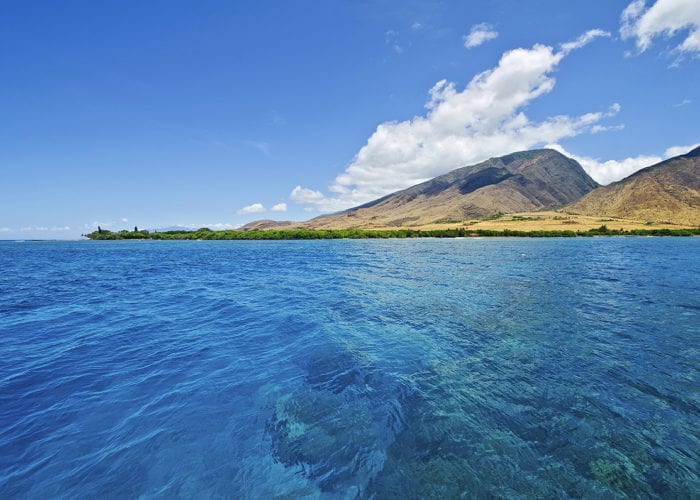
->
[1,0,698,238]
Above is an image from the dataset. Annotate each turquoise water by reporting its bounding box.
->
[1,238,698,498]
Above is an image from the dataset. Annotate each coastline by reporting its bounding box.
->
[83,211,700,240]
[85,227,700,241]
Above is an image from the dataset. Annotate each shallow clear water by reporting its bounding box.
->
[1,238,698,498]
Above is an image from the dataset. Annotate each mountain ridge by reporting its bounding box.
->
[301,148,598,228]
[565,145,700,225]
[240,145,700,231]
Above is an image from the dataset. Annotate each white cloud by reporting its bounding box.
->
[271,203,288,212]
[547,141,700,185]
[121,217,128,223]
[0,227,11,232]
[463,23,498,48]
[179,222,241,230]
[237,203,266,215]
[290,186,327,204]
[621,0,700,54]
[561,29,611,54]
[290,185,350,212]
[292,32,615,213]
[546,143,661,185]
[591,124,625,134]
[206,223,240,230]
[664,142,700,157]
[411,22,423,31]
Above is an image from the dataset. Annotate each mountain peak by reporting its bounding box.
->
[307,148,598,228]
[684,145,700,158]
[497,148,561,163]
[567,147,700,225]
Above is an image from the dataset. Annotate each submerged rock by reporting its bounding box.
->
[267,348,411,495]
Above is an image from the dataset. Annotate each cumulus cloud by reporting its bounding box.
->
[290,186,328,204]
[546,143,661,185]
[547,142,700,185]
[271,203,288,212]
[463,23,498,48]
[0,227,11,232]
[121,217,129,222]
[292,32,615,213]
[621,0,700,54]
[236,202,288,216]
[237,203,266,215]
[664,142,700,157]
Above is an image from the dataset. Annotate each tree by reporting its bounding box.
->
[134,226,138,232]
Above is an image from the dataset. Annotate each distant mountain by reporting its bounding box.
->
[239,219,294,231]
[151,225,194,232]
[304,149,598,228]
[566,146,700,226]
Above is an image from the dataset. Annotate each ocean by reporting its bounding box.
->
[1,238,698,498]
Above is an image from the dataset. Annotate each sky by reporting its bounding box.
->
[1,0,699,239]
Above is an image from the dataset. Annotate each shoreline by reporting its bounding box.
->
[85,226,700,240]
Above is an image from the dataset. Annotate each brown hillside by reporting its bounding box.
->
[566,146,700,226]
[303,149,598,228]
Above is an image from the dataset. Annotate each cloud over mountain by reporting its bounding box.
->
[548,142,700,185]
[292,31,616,213]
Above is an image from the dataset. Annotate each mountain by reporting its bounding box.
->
[150,225,195,232]
[303,149,598,228]
[566,146,700,226]
[239,219,294,231]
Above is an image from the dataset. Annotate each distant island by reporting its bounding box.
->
[87,145,700,240]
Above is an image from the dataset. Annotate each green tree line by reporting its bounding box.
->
[85,225,700,240]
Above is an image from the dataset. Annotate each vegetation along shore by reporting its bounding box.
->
[86,226,700,240]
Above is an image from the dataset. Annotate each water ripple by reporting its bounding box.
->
[0,238,698,497]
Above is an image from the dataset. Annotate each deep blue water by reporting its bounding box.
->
[0,238,698,498]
